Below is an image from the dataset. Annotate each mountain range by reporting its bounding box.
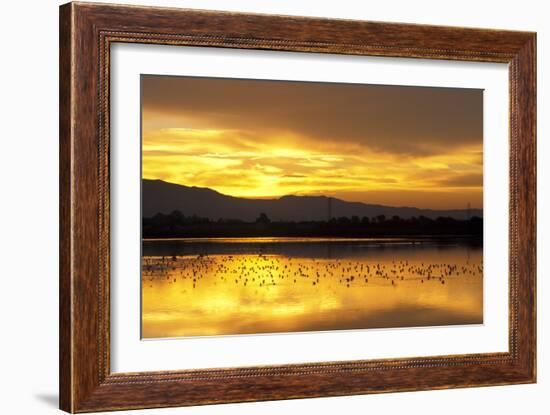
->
[142,179,482,222]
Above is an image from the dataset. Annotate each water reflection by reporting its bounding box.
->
[142,237,482,338]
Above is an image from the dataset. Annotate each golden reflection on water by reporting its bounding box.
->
[142,239,482,338]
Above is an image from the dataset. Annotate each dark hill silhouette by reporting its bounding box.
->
[142,179,482,221]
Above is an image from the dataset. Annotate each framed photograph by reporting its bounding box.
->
[59,2,536,412]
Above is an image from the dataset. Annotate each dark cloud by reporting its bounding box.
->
[436,173,483,188]
[282,174,307,178]
[142,75,482,156]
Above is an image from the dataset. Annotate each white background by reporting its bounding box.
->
[111,45,509,372]
[0,0,547,414]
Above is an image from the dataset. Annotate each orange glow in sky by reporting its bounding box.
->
[142,75,483,209]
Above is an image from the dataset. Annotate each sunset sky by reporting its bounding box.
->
[141,75,483,210]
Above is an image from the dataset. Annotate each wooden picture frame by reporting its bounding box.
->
[59,2,536,412]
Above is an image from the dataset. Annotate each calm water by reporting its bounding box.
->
[141,237,483,338]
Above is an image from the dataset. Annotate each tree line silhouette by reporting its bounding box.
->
[143,210,483,239]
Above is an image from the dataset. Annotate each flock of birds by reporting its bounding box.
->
[142,254,483,290]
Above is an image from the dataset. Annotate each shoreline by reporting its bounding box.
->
[142,234,483,242]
